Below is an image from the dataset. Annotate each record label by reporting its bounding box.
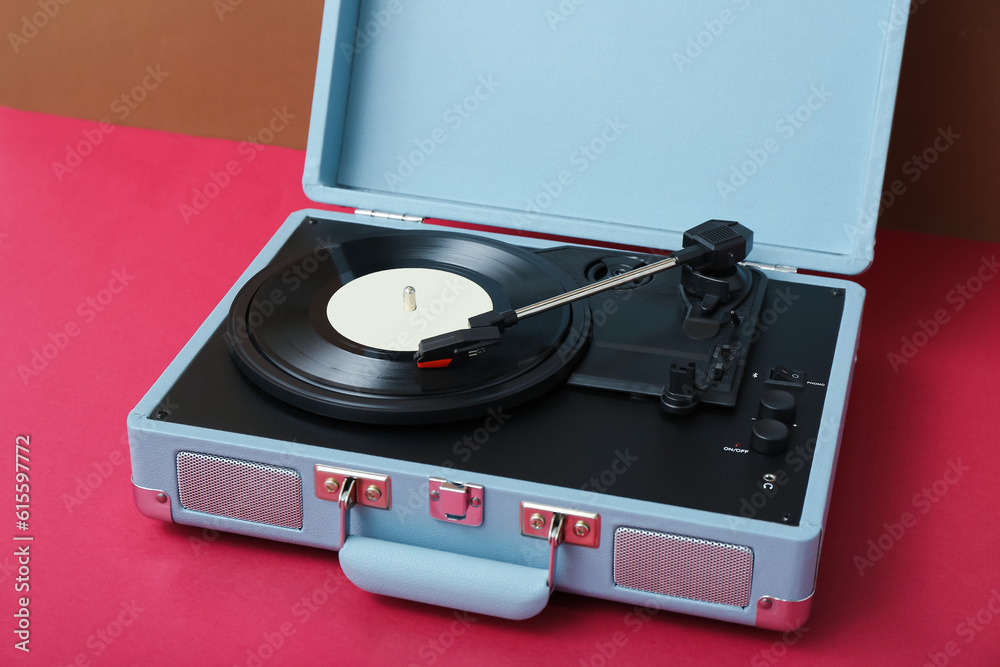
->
[326,268,493,352]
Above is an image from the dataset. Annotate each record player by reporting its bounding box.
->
[128,1,910,629]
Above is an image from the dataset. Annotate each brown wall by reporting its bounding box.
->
[0,0,325,150]
[1,1,998,243]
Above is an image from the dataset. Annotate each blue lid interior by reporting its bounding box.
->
[305,0,910,274]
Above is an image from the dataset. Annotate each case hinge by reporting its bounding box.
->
[355,209,424,223]
[742,261,798,273]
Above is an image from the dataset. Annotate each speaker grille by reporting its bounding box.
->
[613,527,753,607]
[176,452,302,529]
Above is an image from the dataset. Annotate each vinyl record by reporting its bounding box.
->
[226,230,592,424]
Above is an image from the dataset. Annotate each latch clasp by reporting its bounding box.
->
[315,465,392,549]
[520,502,601,592]
[428,477,484,526]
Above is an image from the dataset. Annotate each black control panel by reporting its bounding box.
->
[158,219,846,526]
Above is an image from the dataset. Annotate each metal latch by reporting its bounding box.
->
[315,465,391,549]
[520,502,601,592]
[428,478,484,526]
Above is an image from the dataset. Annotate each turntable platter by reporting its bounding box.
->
[225,230,592,424]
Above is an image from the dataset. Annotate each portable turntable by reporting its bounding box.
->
[128,1,910,629]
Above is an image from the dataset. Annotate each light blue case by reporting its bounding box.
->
[129,0,909,628]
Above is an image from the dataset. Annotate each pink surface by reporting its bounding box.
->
[2,106,999,666]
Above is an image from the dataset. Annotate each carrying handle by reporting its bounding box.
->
[338,536,552,620]
[333,481,553,620]
[330,480,597,620]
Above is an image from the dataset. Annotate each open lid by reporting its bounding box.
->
[304,1,910,274]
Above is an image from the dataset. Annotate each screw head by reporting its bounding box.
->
[529,513,546,529]
[573,520,590,537]
[469,496,481,508]
[760,598,773,609]
[324,478,339,493]
[155,492,168,504]
[429,489,440,501]
[365,485,382,502]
